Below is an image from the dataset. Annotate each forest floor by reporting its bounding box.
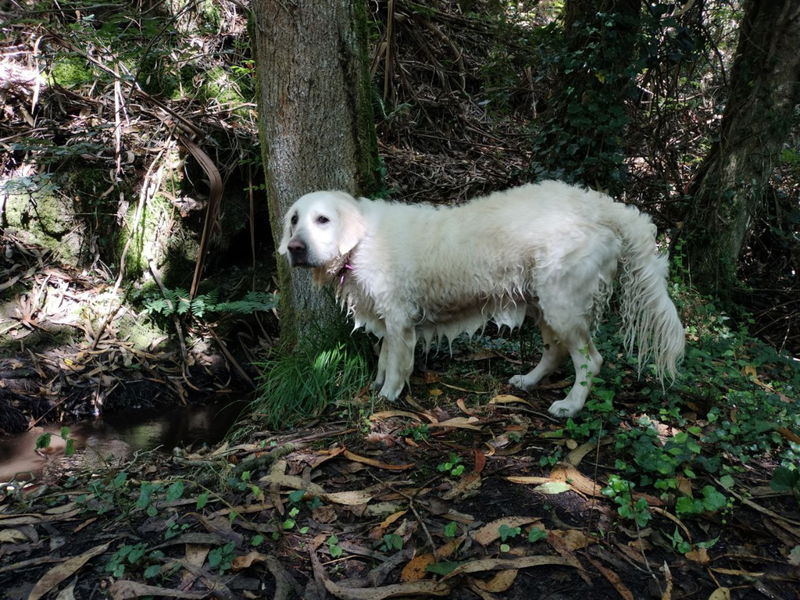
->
[1,353,799,600]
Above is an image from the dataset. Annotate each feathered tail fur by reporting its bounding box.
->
[609,204,685,383]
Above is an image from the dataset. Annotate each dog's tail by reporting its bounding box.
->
[610,204,685,384]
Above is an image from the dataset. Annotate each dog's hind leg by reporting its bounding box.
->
[547,336,602,418]
[509,323,567,391]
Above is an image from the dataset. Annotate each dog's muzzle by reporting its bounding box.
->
[287,239,309,267]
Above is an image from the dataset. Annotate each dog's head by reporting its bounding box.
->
[278,191,367,268]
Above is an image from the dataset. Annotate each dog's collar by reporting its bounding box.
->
[326,251,355,285]
[336,261,353,285]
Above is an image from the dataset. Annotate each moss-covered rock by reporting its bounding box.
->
[3,173,84,263]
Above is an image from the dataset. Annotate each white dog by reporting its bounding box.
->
[278,181,684,418]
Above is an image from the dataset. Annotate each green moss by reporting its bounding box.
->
[202,66,249,113]
[49,56,97,88]
[117,312,171,351]
[3,174,83,263]
[120,193,178,280]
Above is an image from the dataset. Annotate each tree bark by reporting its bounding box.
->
[683,0,800,296]
[252,0,381,343]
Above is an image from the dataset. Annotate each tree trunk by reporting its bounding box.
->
[252,0,381,344]
[683,0,800,296]
[534,0,641,192]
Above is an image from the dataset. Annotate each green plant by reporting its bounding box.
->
[280,489,318,533]
[36,427,76,457]
[437,453,465,477]
[142,288,276,320]
[769,465,800,495]
[399,423,430,441]
[78,471,130,515]
[602,474,651,527]
[208,542,236,574]
[252,336,370,429]
[498,524,522,552]
[328,535,344,558]
[527,527,547,543]
[105,542,165,579]
[675,485,730,516]
[670,529,719,555]
[380,533,404,552]
[443,522,459,538]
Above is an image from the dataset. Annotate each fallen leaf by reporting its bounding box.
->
[441,472,482,500]
[343,449,414,471]
[442,555,573,580]
[428,417,482,431]
[400,554,436,582]
[109,580,208,599]
[309,446,346,468]
[457,398,477,415]
[777,426,800,444]
[549,463,603,496]
[323,490,375,505]
[232,550,270,570]
[710,567,764,577]
[179,544,209,589]
[685,546,710,564]
[310,538,449,598]
[370,410,424,421]
[585,555,634,600]
[257,471,327,496]
[533,481,572,495]
[473,449,486,473]
[506,475,551,485]
[471,569,518,592]
[380,510,408,529]
[707,588,732,600]
[401,536,464,581]
[29,541,111,600]
[550,529,594,551]
[547,530,591,584]
[53,578,76,600]
[0,528,29,543]
[472,517,540,546]
[662,561,673,600]
[489,394,532,406]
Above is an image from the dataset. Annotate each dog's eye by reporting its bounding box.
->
[290,213,298,226]
[316,215,330,225]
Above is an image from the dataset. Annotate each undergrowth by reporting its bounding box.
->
[561,278,800,527]
[248,322,375,431]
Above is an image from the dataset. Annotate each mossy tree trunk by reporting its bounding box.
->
[534,0,641,193]
[682,0,800,297]
[251,0,381,344]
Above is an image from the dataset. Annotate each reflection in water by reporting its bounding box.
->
[0,400,245,482]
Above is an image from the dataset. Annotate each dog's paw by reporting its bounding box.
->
[377,383,402,403]
[547,399,581,419]
[508,374,533,391]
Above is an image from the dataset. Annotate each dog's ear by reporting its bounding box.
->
[277,209,294,256]
[336,195,367,255]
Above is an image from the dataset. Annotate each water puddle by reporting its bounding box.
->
[0,399,246,483]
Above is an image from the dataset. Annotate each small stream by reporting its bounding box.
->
[0,399,246,482]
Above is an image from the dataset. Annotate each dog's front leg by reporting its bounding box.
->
[377,323,416,402]
[372,338,388,390]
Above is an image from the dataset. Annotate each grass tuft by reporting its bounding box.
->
[249,326,373,430]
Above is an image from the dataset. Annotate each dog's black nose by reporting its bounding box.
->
[287,239,307,266]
